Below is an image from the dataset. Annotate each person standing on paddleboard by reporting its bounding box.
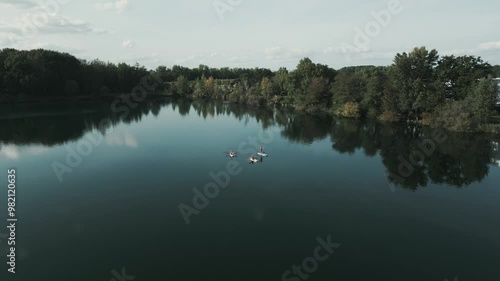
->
[260,146,263,153]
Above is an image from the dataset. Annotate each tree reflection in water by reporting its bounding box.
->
[1,98,499,190]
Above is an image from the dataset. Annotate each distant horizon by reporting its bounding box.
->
[5,46,500,73]
[1,0,499,70]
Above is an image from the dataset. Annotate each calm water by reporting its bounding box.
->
[0,99,499,281]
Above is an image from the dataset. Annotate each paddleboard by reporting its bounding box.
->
[257,152,268,157]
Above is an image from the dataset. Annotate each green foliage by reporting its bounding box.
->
[340,102,361,118]
[436,55,492,100]
[493,65,500,77]
[391,47,440,118]
[1,47,499,133]
[433,79,496,132]
[466,78,497,122]
[175,75,189,97]
[434,100,479,132]
[332,70,365,110]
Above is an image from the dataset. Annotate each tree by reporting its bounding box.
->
[331,69,366,111]
[391,47,440,119]
[260,77,275,99]
[467,78,497,122]
[436,55,492,100]
[361,67,387,118]
[175,75,190,97]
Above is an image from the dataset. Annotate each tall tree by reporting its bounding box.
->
[391,47,440,119]
[436,55,492,100]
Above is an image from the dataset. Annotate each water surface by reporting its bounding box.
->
[0,99,499,281]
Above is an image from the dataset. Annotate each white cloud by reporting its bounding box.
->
[477,40,500,51]
[122,39,134,48]
[0,144,50,160]
[359,51,395,60]
[26,42,85,54]
[442,40,500,57]
[0,0,37,8]
[0,145,20,160]
[105,131,139,148]
[440,49,473,56]
[264,47,309,60]
[323,45,368,55]
[0,32,23,47]
[175,53,205,64]
[95,0,129,13]
[37,15,108,34]
[264,47,283,59]
[0,15,108,38]
[26,146,49,155]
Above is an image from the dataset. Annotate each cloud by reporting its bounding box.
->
[122,39,134,48]
[114,52,161,68]
[105,130,138,148]
[175,53,206,64]
[27,42,86,54]
[442,40,500,57]
[440,49,473,56]
[0,144,50,160]
[0,15,108,39]
[0,0,38,8]
[264,47,283,59]
[95,0,129,13]
[264,47,309,60]
[0,145,19,160]
[36,15,108,34]
[0,32,23,47]
[323,45,368,55]
[477,40,500,51]
[26,146,50,155]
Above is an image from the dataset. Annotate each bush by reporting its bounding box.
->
[228,91,240,103]
[366,107,381,119]
[379,111,400,122]
[479,124,500,134]
[433,100,480,132]
[419,112,433,126]
[341,102,361,118]
[272,95,281,105]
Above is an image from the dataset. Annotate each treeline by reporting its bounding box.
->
[0,48,273,98]
[1,47,499,132]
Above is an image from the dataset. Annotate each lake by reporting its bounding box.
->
[0,98,499,281]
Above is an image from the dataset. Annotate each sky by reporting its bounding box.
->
[0,0,499,70]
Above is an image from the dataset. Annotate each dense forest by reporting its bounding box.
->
[1,47,499,132]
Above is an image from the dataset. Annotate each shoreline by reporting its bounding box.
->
[2,94,500,134]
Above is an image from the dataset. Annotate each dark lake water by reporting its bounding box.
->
[0,99,499,281]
